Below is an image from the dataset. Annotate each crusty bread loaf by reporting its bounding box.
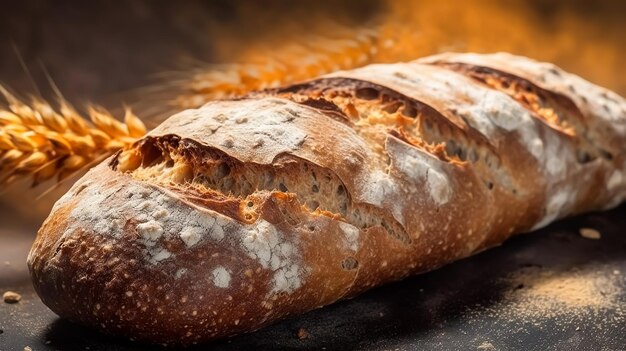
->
[27,52,626,346]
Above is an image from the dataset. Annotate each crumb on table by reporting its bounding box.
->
[477,341,496,350]
[3,291,22,303]
[579,227,601,240]
[297,327,310,340]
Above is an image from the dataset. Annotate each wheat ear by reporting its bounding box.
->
[170,29,379,108]
[0,85,146,188]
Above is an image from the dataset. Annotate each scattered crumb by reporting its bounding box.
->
[45,340,52,345]
[613,270,621,275]
[4,261,10,266]
[3,291,22,303]
[24,347,32,351]
[477,341,496,350]
[579,227,601,240]
[297,327,310,340]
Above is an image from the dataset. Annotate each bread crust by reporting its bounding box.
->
[28,53,626,345]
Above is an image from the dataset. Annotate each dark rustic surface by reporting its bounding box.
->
[1,205,625,351]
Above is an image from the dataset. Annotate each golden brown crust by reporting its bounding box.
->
[28,165,361,344]
[28,53,626,345]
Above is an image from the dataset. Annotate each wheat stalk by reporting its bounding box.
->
[169,28,380,108]
[0,85,146,188]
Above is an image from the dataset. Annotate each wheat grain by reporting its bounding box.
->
[0,85,147,188]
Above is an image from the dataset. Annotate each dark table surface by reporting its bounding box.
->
[1,205,625,351]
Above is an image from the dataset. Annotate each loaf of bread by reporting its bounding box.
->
[28,53,626,346]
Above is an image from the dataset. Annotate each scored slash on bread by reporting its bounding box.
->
[27,53,626,346]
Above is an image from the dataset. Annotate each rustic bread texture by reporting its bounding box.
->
[27,53,626,346]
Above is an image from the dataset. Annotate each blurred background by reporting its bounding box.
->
[0,0,624,242]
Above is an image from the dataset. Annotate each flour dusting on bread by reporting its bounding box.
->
[211,266,231,288]
[339,222,360,252]
[241,220,302,294]
[59,173,231,264]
